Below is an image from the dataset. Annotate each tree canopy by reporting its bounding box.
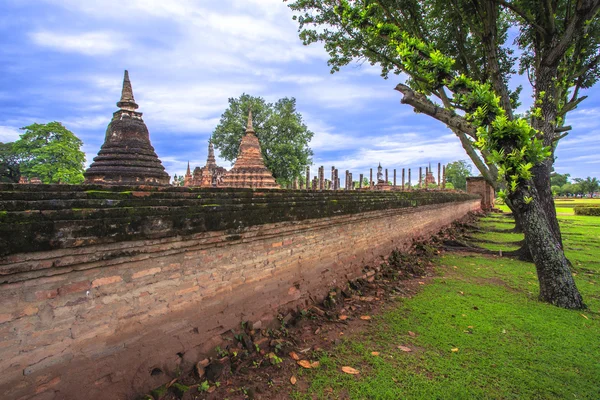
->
[211,94,314,186]
[13,122,86,184]
[445,160,472,191]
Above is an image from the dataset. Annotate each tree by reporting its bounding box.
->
[0,142,20,183]
[212,94,314,186]
[14,122,86,184]
[445,160,472,191]
[551,172,571,188]
[574,177,599,197]
[287,0,600,309]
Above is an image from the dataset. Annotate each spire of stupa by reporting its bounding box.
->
[186,161,191,176]
[246,110,255,135]
[116,70,139,111]
[205,139,216,167]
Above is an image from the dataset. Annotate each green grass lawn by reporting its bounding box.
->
[293,206,600,400]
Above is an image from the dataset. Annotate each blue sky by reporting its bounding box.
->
[0,0,599,183]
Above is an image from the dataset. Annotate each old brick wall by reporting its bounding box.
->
[466,177,495,210]
[0,185,480,399]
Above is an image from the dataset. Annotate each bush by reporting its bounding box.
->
[574,206,600,216]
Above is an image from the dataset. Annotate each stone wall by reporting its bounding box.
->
[0,184,480,399]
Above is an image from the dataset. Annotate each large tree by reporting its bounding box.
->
[212,94,314,186]
[0,142,20,183]
[445,160,472,190]
[288,0,600,309]
[14,122,86,184]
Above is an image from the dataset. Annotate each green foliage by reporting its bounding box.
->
[574,206,600,216]
[13,122,85,184]
[0,142,20,183]
[211,94,314,186]
[551,172,570,188]
[444,160,472,191]
[573,177,599,197]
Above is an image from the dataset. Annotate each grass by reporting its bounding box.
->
[292,203,600,400]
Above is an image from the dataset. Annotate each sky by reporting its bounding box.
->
[0,0,599,184]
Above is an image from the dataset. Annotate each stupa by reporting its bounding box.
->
[84,70,170,185]
[221,111,279,189]
[184,141,227,187]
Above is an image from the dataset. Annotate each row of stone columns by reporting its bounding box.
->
[296,163,448,190]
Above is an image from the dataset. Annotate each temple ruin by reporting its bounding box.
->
[84,70,170,186]
[184,141,227,187]
[220,110,280,189]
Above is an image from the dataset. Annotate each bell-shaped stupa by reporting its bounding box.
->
[84,70,170,185]
[221,111,279,189]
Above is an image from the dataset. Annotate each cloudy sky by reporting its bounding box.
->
[1,0,599,183]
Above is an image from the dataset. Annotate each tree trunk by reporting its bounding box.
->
[532,160,564,248]
[510,184,585,309]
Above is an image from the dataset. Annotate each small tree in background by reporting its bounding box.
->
[13,122,85,184]
[445,160,472,191]
[212,94,314,187]
[574,177,599,197]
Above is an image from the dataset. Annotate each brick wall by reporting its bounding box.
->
[466,177,495,210]
[0,184,480,399]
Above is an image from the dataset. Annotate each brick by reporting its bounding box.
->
[34,289,58,301]
[272,241,283,248]
[176,286,199,296]
[131,267,161,279]
[35,376,61,394]
[58,281,91,296]
[0,313,12,324]
[91,276,122,288]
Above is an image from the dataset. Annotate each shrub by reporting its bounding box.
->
[574,206,600,216]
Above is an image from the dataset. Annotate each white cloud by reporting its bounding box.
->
[29,31,129,56]
[0,125,21,142]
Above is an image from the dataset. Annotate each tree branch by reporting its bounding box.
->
[493,0,548,35]
[394,83,478,137]
[544,0,600,66]
[558,95,588,116]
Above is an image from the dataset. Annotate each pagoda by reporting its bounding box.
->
[184,141,227,187]
[84,70,170,186]
[221,111,279,189]
[424,163,436,186]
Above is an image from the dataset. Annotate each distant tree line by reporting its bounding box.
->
[0,122,86,184]
[551,173,599,198]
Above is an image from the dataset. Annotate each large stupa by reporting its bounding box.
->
[220,111,279,189]
[84,70,170,185]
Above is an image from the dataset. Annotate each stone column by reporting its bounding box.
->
[334,169,339,190]
[349,173,353,190]
[402,168,405,190]
[419,167,422,188]
[393,169,397,188]
[305,166,310,191]
[293,178,298,190]
[331,166,335,190]
[312,177,317,190]
[369,168,373,187]
[442,165,446,189]
[437,163,441,189]
[319,166,324,190]
[385,169,388,184]
[408,168,412,190]
[359,173,363,189]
